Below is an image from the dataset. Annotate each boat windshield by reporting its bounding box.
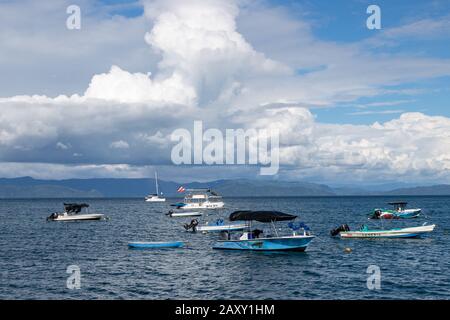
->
[388,202,407,211]
[64,203,89,214]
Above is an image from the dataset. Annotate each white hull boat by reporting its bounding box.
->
[145,196,166,202]
[336,224,435,239]
[172,188,224,210]
[181,202,224,210]
[145,172,166,202]
[166,211,203,217]
[195,219,247,232]
[196,223,247,232]
[49,213,105,221]
[369,201,421,219]
[47,203,105,222]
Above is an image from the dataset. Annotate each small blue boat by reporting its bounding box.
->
[128,241,184,249]
[212,211,314,252]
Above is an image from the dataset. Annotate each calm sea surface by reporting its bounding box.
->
[0,196,449,299]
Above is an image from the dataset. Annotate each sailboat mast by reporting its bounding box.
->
[155,172,159,195]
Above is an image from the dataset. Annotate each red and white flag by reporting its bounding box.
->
[177,186,185,193]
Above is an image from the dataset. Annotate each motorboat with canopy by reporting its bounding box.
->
[369,201,421,219]
[212,210,314,251]
[47,203,105,222]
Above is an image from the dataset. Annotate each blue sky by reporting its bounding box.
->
[273,0,450,124]
[0,0,449,183]
[291,0,450,124]
[95,0,450,125]
[315,77,450,124]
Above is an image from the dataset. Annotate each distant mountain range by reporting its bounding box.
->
[0,177,449,198]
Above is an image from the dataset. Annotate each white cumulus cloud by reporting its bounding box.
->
[0,0,449,184]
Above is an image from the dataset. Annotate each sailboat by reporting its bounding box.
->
[145,172,166,202]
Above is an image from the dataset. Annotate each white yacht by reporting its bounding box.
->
[172,188,224,209]
[47,203,105,222]
[145,172,166,202]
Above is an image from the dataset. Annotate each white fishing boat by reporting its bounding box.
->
[184,218,247,232]
[145,172,166,202]
[47,203,105,222]
[196,223,247,233]
[331,223,435,239]
[166,210,203,217]
[171,188,224,209]
[196,219,246,232]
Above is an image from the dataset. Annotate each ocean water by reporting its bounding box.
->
[0,196,448,300]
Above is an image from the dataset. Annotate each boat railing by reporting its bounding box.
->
[270,220,279,237]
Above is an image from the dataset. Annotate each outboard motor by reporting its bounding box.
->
[46,212,58,221]
[330,224,350,237]
[166,210,174,217]
[183,219,199,232]
[370,209,382,219]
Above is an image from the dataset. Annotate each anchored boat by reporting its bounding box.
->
[166,210,203,217]
[128,241,184,249]
[47,203,105,222]
[330,223,435,239]
[145,172,166,202]
[212,211,314,251]
[369,201,421,219]
[184,218,247,233]
[171,188,224,209]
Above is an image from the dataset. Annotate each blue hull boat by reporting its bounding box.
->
[212,210,315,252]
[128,241,184,249]
[370,202,421,219]
[213,235,314,251]
[395,210,421,219]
